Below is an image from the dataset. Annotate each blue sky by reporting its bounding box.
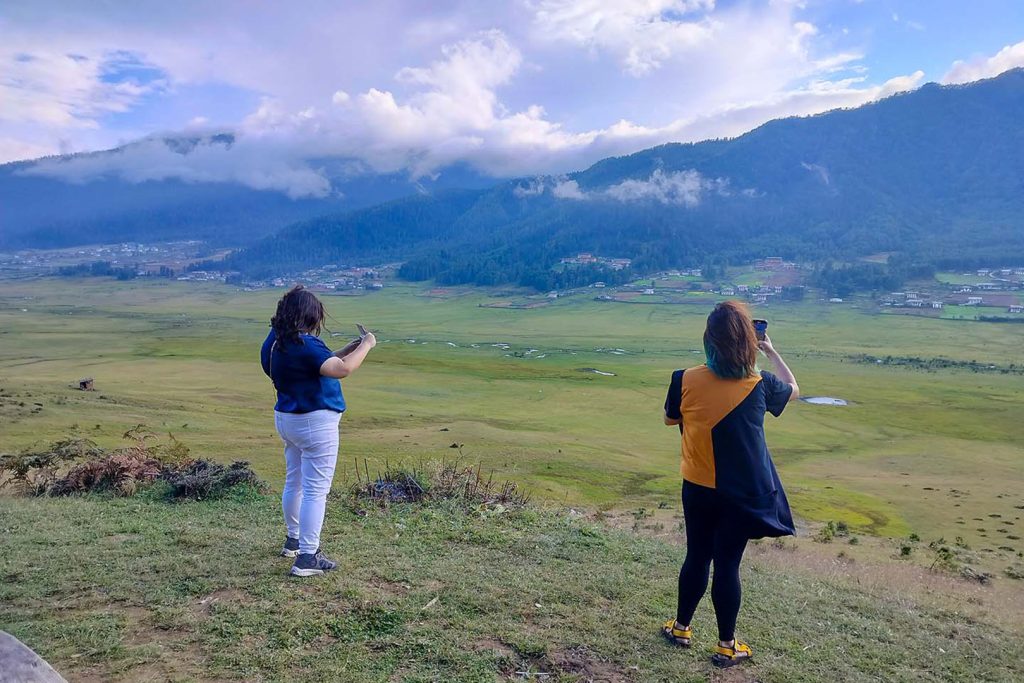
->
[2,1,1023,195]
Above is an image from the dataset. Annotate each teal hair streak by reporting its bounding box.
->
[704,339,758,379]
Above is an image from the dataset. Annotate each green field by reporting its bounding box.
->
[2,278,1024,559]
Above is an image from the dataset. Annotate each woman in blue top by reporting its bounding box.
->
[260,285,376,577]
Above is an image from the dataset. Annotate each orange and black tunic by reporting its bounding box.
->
[665,365,795,538]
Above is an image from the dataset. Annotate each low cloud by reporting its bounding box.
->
[524,169,749,207]
[800,161,830,185]
[942,40,1024,85]
[24,134,332,198]
[604,169,730,206]
[551,178,585,199]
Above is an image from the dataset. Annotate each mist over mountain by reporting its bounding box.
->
[0,134,497,249]
[224,69,1024,286]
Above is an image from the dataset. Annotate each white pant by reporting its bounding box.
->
[275,410,342,554]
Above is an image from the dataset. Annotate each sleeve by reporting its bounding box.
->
[761,370,793,417]
[664,369,684,420]
[305,336,335,372]
[260,331,273,378]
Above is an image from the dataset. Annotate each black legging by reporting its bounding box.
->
[676,480,749,642]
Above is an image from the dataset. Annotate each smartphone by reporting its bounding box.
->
[356,323,369,338]
[753,319,768,341]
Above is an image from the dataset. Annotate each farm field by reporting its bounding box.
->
[2,277,1023,564]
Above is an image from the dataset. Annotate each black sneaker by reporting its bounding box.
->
[289,549,338,577]
[281,536,300,558]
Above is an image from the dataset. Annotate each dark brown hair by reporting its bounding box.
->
[270,285,325,348]
[703,300,759,379]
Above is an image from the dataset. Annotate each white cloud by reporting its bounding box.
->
[604,169,727,205]
[531,0,716,76]
[551,178,585,199]
[0,136,58,164]
[513,177,546,197]
[24,134,332,198]
[2,1,993,199]
[942,40,1024,85]
[0,49,165,128]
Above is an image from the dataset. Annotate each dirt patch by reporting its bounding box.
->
[548,646,630,682]
[367,575,410,598]
[710,667,762,683]
[190,587,252,616]
[472,638,516,659]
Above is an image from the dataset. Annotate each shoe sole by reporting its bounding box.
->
[661,629,691,648]
[711,654,751,668]
[280,548,299,558]
[289,567,325,577]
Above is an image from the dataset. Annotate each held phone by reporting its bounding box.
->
[356,323,369,339]
[753,319,768,341]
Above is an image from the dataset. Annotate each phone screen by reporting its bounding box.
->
[753,319,768,341]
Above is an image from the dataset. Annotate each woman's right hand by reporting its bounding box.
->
[757,334,776,355]
[361,331,377,349]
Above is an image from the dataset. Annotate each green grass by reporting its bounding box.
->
[935,272,993,286]
[942,305,1024,320]
[2,278,1024,566]
[2,493,1022,682]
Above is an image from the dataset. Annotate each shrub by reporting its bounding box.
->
[1,427,261,501]
[816,521,837,543]
[161,460,266,501]
[0,438,105,494]
[50,452,162,497]
[352,459,529,511]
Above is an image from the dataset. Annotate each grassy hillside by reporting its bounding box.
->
[2,492,1022,683]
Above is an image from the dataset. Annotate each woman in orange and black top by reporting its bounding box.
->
[660,301,799,668]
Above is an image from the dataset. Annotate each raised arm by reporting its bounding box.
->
[333,338,362,359]
[758,335,799,401]
[320,332,376,379]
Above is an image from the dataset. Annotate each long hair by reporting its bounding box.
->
[703,301,759,379]
[270,285,325,348]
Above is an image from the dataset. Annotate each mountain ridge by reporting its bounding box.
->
[225,68,1024,286]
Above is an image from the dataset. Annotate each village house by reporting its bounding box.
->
[720,286,735,296]
[966,296,984,306]
[931,302,945,309]
[1010,304,1024,314]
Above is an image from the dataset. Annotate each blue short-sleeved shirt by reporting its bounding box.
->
[260,330,346,414]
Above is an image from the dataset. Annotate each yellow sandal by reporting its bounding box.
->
[661,619,692,647]
[711,639,752,668]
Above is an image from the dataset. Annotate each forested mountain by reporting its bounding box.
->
[226,69,1024,287]
[0,136,497,249]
